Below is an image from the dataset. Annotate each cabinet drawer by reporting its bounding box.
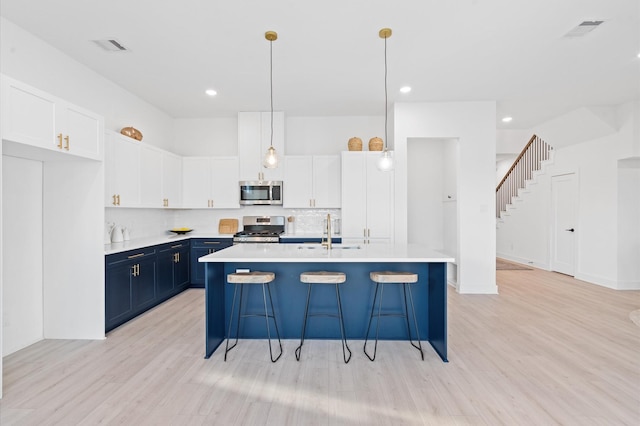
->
[157,240,190,253]
[191,238,233,249]
[106,247,156,266]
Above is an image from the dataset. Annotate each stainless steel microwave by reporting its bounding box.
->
[239,181,283,205]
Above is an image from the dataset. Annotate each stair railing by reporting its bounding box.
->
[496,134,552,218]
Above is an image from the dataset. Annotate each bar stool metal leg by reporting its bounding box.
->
[403,283,424,360]
[335,282,352,363]
[225,283,244,361]
[364,282,384,361]
[264,282,283,362]
[295,282,313,361]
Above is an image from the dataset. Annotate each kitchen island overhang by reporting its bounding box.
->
[199,243,454,362]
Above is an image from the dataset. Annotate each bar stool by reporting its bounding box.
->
[364,271,424,361]
[225,271,283,362]
[295,271,352,363]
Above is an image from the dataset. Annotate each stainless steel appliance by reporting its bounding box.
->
[233,216,285,243]
[239,180,283,205]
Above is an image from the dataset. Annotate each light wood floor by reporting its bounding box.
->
[2,268,639,425]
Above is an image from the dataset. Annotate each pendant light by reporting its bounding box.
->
[377,28,394,172]
[263,31,278,169]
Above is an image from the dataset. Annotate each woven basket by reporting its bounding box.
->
[369,137,384,151]
[120,126,143,141]
[348,137,363,151]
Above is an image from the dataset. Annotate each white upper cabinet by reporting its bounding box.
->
[139,145,163,208]
[238,111,284,181]
[284,155,341,208]
[162,151,182,208]
[105,131,141,207]
[182,157,239,208]
[1,75,103,161]
[341,151,394,243]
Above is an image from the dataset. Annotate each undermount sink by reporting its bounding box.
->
[297,245,361,250]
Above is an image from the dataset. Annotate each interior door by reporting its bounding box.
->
[551,173,577,276]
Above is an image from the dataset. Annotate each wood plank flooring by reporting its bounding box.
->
[1,268,639,425]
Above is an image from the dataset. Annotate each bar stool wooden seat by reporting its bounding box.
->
[364,271,424,361]
[225,271,283,362]
[295,271,352,363]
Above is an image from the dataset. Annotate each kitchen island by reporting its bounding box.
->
[199,243,454,362]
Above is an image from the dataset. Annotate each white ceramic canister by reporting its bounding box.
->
[111,225,124,243]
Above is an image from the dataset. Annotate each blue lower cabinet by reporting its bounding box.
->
[132,257,157,311]
[105,247,157,332]
[190,238,233,288]
[157,242,191,301]
[105,241,191,333]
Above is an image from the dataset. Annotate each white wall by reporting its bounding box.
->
[497,102,640,290]
[172,118,238,156]
[617,160,640,287]
[407,139,444,248]
[286,116,384,155]
[394,102,497,294]
[2,156,43,355]
[0,17,175,151]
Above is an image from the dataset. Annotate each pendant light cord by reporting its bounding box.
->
[384,35,388,151]
[270,38,274,148]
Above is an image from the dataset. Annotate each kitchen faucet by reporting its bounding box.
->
[322,213,332,249]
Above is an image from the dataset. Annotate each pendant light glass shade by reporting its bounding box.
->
[263,31,278,169]
[377,28,394,172]
[263,146,278,168]
[377,148,394,171]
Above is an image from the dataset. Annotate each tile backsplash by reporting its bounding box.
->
[106,207,341,240]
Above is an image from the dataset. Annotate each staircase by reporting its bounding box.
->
[496,134,553,219]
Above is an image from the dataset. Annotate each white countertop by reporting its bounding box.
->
[198,243,455,263]
[104,233,232,255]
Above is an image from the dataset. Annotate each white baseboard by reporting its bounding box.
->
[496,253,549,270]
[575,272,640,290]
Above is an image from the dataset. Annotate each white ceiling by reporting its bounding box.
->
[1,0,638,129]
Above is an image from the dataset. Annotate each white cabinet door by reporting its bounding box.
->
[238,111,284,181]
[341,152,367,240]
[162,152,182,208]
[340,152,393,243]
[1,75,56,149]
[283,156,313,208]
[140,145,163,208]
[1,75,102,160]
[211,157,240,208]
[57,103,102,160]
[182,157,212,208]
[105,131,140,207]
[313,155,341,208]
[238,112,262,181]
[365,152,393,240]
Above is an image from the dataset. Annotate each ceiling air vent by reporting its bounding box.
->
[92,39,129,52]
[564,21,605,38]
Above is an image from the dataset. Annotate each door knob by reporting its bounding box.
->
[565,228,575,232]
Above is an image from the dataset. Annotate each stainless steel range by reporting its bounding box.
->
[233,216,285,243]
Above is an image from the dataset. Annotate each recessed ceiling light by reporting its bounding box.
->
[400,86,411,93]
[205,89,217,96]
[501,116,513,123]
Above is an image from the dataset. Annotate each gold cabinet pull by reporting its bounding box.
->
[203,241,221,245]
[131,263,140,276]
[128,253,145,259]
[171,244,182,249]
[177,252,180,262]
[112,194,117,206]
[64,135,70,151]
[57,133,63,149]
[117,194,121,206]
